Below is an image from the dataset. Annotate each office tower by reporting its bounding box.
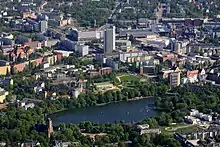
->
[39,20,48,33]
[169,71,180,87]
[104,26,115,54]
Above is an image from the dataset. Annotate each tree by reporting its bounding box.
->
[118,142,126,147]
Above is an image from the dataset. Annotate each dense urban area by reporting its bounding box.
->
[0,0,220,147]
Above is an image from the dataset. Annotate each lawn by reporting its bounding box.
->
[161,123,200,135]
[176,125,201,134]
[118,74,140,82]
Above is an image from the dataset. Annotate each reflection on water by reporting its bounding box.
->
[51,98,157,124]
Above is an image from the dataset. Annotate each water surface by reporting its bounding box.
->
[51,98,157,124]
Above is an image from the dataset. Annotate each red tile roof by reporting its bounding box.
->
[23,41,40,46]
[187,70,199,78]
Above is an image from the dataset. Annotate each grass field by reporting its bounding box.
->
[175,125,201,134]
[118,74,140,82]
[161,123,200,134]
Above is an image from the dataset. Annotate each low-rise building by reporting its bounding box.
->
[24,103,35,110]
[12,62,29,73]
[0,65,11,75]
[0,88,9,103]
[186,70,199,83]
[115,40,131,50]
[137,124,150,130]
[19,141,40,147]
[94,82,114,91]
[190,109,212,122]
[184,116,200,124]
[23,41,41,49]
[140,66,156,75]
[72,88,82,98]
[139,129,161,135]
[44,55,57,65]
[99,67,112,75]
[18,98,43,110]
[53,50,74,57]
[136,124,161,135]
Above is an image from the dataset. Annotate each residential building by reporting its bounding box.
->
[169,71,181,87]
[173,40,189,54]
[52,141,81,147]
[44,55,57,65]
[119,51,144,62]
[43,62,50,68]
[99,67,112,75]
[30,57,44,67]
[34,82,45,94]
[186,70,199,83]
[0,65,11,75]
[106,58,119,71]
[1,45,14,54]
[127,55,154,63]
[23,41,41,49]
[20,141,40,147]
[115,40,131,50]
[39,20,48,33]
[24,103,35,110]
[156,53,178,62]
[78,45,89,57]
[0,38,14,46]
[207,72,220,84]
[104,26,115,54]
[0,87,9,103]
[12,62,29,73]
[140,66,156,75]
[22,11,36,19]
[42,39,59,47]
[58,40,76,51]
[198,69,207,82]
[184,116,200,124]
[53,50,73,57]
[72,88,81,98]
[15,35,31,44]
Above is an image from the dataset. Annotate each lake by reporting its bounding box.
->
[51,98,157,124]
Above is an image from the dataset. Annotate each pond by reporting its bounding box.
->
[51,98,158,124]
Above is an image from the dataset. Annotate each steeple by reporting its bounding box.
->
[48,118,54,138]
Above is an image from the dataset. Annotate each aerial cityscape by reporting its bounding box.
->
[0,0,220,146]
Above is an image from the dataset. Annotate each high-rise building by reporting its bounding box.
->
[39,20,48,33]
[104,26,115,54]
[78,45,89,57]
[169,71,180,87]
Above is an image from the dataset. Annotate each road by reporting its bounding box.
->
[109,0,121,19]
[99,0,121,30]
